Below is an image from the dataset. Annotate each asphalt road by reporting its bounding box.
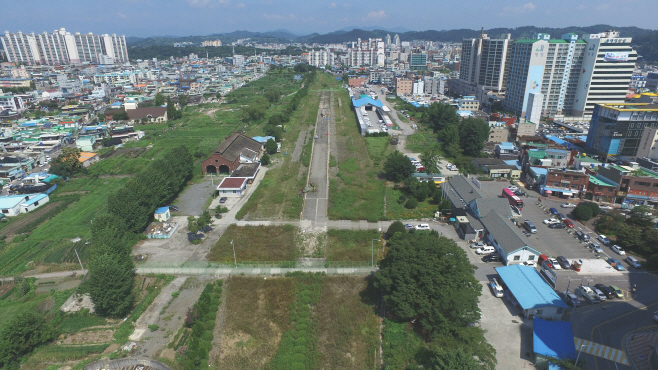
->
[303,91,331,224]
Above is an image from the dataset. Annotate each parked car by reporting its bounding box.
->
[523,220,537,234]
[475,246,496,255]
[523,261,537,267]
[576,286,600,304]
[597,235,611,245]
[549,223,566,229]
[609,285,624,298]
[563,220,574,228]
[595,284,615,299]
[219,197,228,203]
[482,253,502,262]
[543,218,560,225]
[415,224,430,230]
[167,205,179,212]
[489,278,504,298]
[600,205,613,210]
[653,311,658,323]
[563,292,581,306]
[507,185,518,191]
[593,287,608,301]
[626,256,642,269]
[470,241,486,249]
[549,258,561,270]
[561,203,576,208]
[589,243,603,254]
[549,207,559,215]
[611,245,626,255]
[514,190,527,197]
[557,256,570,269]
[576,230,590,241]
[404,224,414,230]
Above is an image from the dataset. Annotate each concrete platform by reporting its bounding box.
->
[576,258,624,276]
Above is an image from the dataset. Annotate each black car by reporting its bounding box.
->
[482,253,502,262]
[514,190,527,197]
[168,205,179,212]
[595,284,615,299]
[219,197,228,203]
[556,256,570,269]
[548,223,566,229]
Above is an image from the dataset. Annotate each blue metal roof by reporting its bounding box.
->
[533,317,576,360]
[504,160,522,169]
[530,167,548,175]
[499,142,515,149]
[0,194,31,209]
[495,265,568,310]
[22,194,48,206]
[352,96,383,108]
[155,206,169,214]
[546,135,567,145]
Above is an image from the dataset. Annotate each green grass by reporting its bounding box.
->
[329,87,386,222]
[58,315,108,334]
[208,224,298,263]
[382,319,426,369]
[364,137,391,166]
[386,188,438,220]
[406,131,440,153]
[326,229,382,261]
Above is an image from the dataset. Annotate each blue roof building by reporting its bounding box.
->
[495,265,568,320]
[533,317,576,369]
[154,206,170,222]
[351,96,383,108]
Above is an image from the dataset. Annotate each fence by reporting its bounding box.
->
[83,357,170,370]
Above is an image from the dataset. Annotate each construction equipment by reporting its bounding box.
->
[302,182,318,193]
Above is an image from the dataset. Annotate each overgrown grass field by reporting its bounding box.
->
[325,229,382,262]
[207,224,298,263]
[385,187,438,220]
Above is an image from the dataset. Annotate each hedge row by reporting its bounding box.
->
[179,280,222,369]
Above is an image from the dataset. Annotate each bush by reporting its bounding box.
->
[261,153,271,166]
[405,198,418,209]
[387,221,406,238]
[583,202,600,217]
[398,194,407,204]
[572,204,593,221]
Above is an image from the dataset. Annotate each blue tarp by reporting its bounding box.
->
[352,96,383,108]
[533,317,576,360]
[495,265,568,310]
[20,123,36,127]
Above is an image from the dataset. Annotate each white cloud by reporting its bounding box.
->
[363,10,388,21]
[329,2,336,8]
[234,2,246,8]
[499,2,536,16]
[186,0,230,8]
[117,12,128,19]
[262,13,297,21]
[576,4,586,10]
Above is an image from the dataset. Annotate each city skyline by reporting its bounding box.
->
[3,0,656,38]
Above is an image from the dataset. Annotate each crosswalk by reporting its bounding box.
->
[574,337,628,365]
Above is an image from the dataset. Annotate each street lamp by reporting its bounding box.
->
[371,239,381,268]
[231,240,237,268]
[575,343,602,366]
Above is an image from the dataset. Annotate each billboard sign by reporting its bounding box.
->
[604,52,629,62]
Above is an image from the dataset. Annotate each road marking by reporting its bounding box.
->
[574,337,628,364]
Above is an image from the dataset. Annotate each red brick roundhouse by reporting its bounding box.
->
[202,133,263,175]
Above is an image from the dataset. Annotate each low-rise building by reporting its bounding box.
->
[395,77,412,96]
[202,133,263,175]
[481,213,541,265]
[586,175,617,203]
[216,177,248,197]
[487,121,509,143]
[597,164,658,205]
[542,168,588,198]
[0,193,49,216]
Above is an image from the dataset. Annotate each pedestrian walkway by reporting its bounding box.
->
[625,329,658,370]
[573,337,628,365]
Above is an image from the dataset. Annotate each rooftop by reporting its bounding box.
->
[495,265,568,310]
[217,177,247,189]
[533,317,576,359]
[589,175,616,187]
[601,103,658,112]
[21,193,48,206]
[155,206,169,214]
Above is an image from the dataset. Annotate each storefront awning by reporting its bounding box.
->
[544,187,578,194]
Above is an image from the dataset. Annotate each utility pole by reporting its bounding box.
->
[371,239,381,268]
[74,249,84,273]
[231,240,237,268]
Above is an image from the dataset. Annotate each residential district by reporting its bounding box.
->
[0,24,657,370]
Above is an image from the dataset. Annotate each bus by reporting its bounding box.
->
[502,188,524,210]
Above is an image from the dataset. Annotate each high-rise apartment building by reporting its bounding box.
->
[1,28,128,65]
[347,38,384,67]
[504,33,586,119]
[385,34,391,47]
[201,39,222,47]
[307,50,334,67]
[572,31,637,117]
[459,32,511,103]
[394,34,400,47]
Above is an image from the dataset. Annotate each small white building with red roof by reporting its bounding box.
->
[216,177,248,197]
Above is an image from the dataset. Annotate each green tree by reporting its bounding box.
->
[405,198,419,209]
[595,211,625,235]
[91,214,130,258]
[265,138,278,154]
[374,234,481,338]
[179,94,187,107]
[572,204,593,221]
[427,347,482,370]
[583,202,600,217]
[615,224,644,253]
[0,311,58,368]
[387,221,406,238]
[112,110,129,121]
[154,92,165,106]
[187,215,199,237]
[628,205,654,227]
[260,153,271,165]
[264,88,282,103]
[216,92,222,99]
[384,150,416,182]
[421,102,460,132]
[166,98,177,120]
[87,253,135,318]
[196,210,213,232]
[49,147,83,178]
[458,117,490,157]
[440,125,462,158]
[420,146,441,174]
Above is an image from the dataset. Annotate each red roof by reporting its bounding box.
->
[218,177,247,189]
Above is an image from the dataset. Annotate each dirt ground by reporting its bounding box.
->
[132,276,212,359]
[62,329,114,344]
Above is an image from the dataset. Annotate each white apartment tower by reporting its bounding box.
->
[394,34,400,47]
[572,31,637,117]
[307,50,334,67]
[504,33,586,118]
[347,38,385,67]
[385,34,391,47]
[459,32,512,102]
[1,28,129,65]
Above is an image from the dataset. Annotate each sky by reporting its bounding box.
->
[4,0,655,38]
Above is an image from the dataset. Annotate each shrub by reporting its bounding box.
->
[405,198,418,209]
[387,221,407,238]
[398,194,407,204]
[583,202,601,217]
[261,153,271,166]
[572,204,593,221]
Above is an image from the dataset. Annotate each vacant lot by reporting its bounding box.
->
[326,229,382,262]
[215,277,295,369]
[207,224,298,263]
[329,87,386,222]
[385,187,438,220]
[316,276,380,369]
[405,131,440,153]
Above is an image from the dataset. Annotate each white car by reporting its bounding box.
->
[599,205,613,210]
[470,241,486,249]
[415,224,430,230]
[561,203,576,208]
[523,261,537,267]
[611,245,626,255]
[593,288,607,301]
[549,258,562,270]
[597,235,611,245]
[543,218,560,225]
[508,186,519,191]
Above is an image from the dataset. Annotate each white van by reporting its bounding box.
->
[476,246,496,255]
[489,278,504,298]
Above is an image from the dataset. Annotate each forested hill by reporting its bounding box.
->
[634,31,658,63]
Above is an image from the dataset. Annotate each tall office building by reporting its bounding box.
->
[504,33,586,118]
[458,32,511,102]
[410,51,427,70]
[1,28,129,65]
[572,31,637,117]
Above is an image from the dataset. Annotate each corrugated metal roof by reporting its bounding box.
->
[533,317,576,359]
[495,265,568,310]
